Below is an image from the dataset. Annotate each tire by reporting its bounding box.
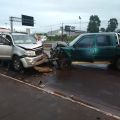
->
[12,56,24,72]
[56,51,71,69]
[116,58,120,70]
[0,60,2,66]
[108,63,116,70]
[57,59,71,69]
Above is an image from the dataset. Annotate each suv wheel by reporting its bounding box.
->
[12,56,24,72]
[116,58,120,70]
[57,59,71,69]
[56,52,71,69]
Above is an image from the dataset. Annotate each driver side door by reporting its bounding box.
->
[0,36,12,59]
[72,35,95,62]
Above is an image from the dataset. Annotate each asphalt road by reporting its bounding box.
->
[43,63,120,116]
[0,61,120,118]
[0,74,116,120]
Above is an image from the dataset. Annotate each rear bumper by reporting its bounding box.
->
[20,53,48,68]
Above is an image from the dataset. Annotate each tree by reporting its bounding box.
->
[100,28,106,32]
[106,18,118,32]
[87,15,101,33]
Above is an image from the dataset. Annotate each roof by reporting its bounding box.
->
[82,32,116,36]
[0,32,27,36]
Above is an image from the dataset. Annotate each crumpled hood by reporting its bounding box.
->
[17,44,42,50]
[52,41,68,49]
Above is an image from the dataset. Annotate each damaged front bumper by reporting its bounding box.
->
[20,53,48,68]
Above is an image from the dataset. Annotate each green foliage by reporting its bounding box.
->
[106,18,118,32]
[47,35,78,42]
[47,35,62,41]
[87,15,101,33]
[67,35,78,41]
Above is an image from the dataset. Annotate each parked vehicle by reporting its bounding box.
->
[0,32,48,71]
[50,32,120,70]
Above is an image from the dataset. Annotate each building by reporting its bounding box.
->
[47,28,86,37]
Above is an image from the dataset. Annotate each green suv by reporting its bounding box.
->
[50,32,120,70]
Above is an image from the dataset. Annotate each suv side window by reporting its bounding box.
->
[75,36,95,48]
[96,35,112,47]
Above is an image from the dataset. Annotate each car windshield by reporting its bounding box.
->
[69,34,82,46]
[12,35,36,44]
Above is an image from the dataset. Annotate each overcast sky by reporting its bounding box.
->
[0,0,120,32]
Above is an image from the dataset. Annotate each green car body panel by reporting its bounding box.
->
[60,32,120,63]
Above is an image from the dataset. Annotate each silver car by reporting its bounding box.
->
[0,33,48,71]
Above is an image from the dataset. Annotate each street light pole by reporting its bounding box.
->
[10,17,13,33]
[61,23,64,41]
[79,16,81,32]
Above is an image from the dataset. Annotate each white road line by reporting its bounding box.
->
[0,73,120,120]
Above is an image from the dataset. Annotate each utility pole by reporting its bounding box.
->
[61,23,64,41]
[79,16,81,32]
[10,17,13,33]
[9,16,22,33]
[50,26,52,36]
[9,15,33,33]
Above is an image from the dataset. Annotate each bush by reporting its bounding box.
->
[47,35,78,42]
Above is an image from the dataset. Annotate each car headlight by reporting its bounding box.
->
[25,51,36,57]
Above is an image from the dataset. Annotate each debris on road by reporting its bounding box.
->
[34,66,53,73]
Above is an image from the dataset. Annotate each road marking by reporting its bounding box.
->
[0,73,120,120]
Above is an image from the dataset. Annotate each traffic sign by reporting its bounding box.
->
[22,15,34,26]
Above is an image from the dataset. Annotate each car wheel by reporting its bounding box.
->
[56,52,71,69]
[12,56,24,72]
[0,60,2,66]
[116,58,120,70]
[57,59,71,69]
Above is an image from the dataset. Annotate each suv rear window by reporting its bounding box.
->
[96,35,112,47]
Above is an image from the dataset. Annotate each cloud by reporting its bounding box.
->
[0,0,120,32]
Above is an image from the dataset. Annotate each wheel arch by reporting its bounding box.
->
[12,54,19,60]
[60,48,72,60]
[12,54,24,71]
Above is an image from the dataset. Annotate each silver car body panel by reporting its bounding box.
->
[0,32,47,68]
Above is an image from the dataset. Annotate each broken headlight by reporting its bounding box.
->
[25,50,36,57]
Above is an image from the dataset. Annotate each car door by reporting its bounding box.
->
[72,35,95,62]
[0,36,12,59]
[94,35,115,61]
